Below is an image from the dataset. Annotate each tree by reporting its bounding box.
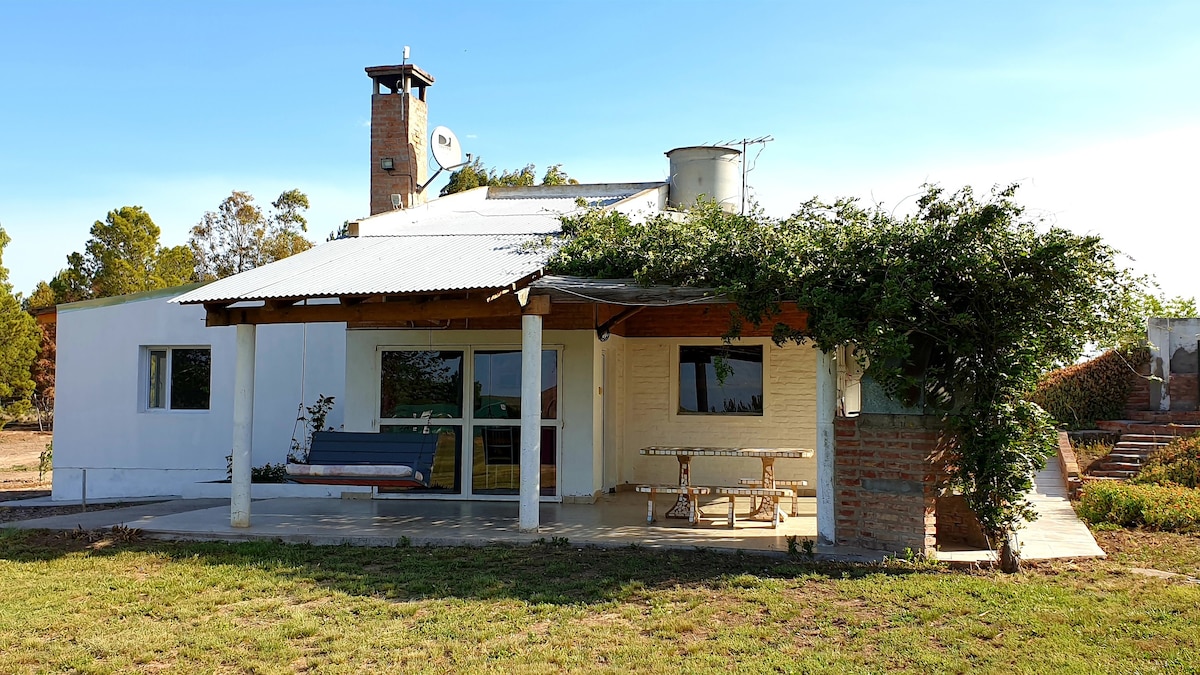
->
[30,321,55,425]
[549,185,1140,568]
[541,164,579,186]
[189,189,313,280]
[1108,287,1198,351]
[440,159,577,197]
[23,281,56,311]
[48,207,197,302]
[0,227,40,418]
[48,253,92,304]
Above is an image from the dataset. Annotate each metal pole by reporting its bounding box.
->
[81,469,87,512]
[518,314,543,533]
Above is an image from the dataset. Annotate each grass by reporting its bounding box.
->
[0,532,1198,673]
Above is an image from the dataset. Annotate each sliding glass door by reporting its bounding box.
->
[378,346,560,498]
[471,350,558,497]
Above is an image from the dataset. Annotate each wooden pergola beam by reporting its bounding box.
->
[204,294,552,327]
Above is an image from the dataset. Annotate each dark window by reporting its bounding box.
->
[169,349,211,410]
[146,347,210,411]
[470,425,557,496]
[472,350,558,420]
[378,425,462,494]
[679,346,764,415]
[380,350,464,419]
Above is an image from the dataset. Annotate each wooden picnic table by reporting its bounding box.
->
[639,446,814,521]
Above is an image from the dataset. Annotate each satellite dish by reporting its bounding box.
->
[430,125,462,169]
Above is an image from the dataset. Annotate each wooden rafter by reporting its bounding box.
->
[205,293,552,327]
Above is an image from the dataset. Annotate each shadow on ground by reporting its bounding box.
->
[0,528,936,606]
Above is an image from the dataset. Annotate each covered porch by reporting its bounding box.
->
[172,237,839,543]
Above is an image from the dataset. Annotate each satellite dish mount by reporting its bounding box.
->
[416,125,471,195]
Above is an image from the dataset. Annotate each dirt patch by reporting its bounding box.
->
[0,429,53,492]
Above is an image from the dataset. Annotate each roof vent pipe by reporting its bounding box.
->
[665,146,742,213]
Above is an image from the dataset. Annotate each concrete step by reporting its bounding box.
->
[1120,411,1200,423]
[1106,453,1147,463]
[1097,421,1200,436]
[1114,440,1168,449]
[1121,434,1179,442]
[1088,469,1139,479]
[1080,475,1126,482]
[1095,462,1143,472]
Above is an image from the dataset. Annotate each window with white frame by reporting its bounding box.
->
[145,347,211,411]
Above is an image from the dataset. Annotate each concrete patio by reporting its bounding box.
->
[4,458,1105,564]
[35,492,819,553]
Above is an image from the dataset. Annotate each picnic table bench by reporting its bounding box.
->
[639,446,813,522]
[716,486,794,529]
[739,478,809,517]
[636,484,711,525]
[285,430,439,488]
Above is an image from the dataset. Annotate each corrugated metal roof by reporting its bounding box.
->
[354,182,665,237]
[173,234,552,304]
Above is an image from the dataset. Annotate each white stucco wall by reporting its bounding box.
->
[1147,317,1200,411]
[616,337,818,490]
[342,328,600,499]
[52,293,345,500]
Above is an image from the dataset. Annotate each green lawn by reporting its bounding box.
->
[1,529,1198,674]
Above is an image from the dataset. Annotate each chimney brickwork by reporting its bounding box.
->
[366,64,435,215]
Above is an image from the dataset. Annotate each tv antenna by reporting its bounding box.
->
[416,125,472,195]
[716,135,773,214]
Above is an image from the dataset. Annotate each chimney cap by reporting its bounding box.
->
[365,63,435,87]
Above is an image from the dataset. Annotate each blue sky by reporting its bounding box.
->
[1,1,1197,299]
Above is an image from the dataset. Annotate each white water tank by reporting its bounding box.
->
[666,146,742,213]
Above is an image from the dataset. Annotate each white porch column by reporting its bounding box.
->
[231,323,256,528]
[816,349,837,546]
[519,313,543,532]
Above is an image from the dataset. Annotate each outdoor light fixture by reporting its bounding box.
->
[380,157,395,171]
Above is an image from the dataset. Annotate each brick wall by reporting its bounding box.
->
[620,338,817,488]
[1170,373,1199,411]
[370,93,428,215]
[834,414,970,555]
[1125,359,1153,412]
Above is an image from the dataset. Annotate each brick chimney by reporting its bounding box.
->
[366,63,435,215]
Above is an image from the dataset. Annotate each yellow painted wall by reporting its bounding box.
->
[615,337,817,490]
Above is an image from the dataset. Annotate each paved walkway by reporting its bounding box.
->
[4,499,228,531]
[938,460,1105,563]
[3,462,1103,562]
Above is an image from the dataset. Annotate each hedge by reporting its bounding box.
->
[1078,482,1200,532]
[1030,348,1149,429]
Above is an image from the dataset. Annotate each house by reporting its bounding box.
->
[55,62,974,556]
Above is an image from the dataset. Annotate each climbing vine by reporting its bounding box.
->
[548,185,1144,543]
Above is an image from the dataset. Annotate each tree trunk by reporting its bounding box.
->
[999,530,1021,573]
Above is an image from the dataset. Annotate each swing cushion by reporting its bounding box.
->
[286,431,439,487]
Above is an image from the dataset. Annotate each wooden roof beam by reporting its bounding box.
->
[205,294,536,327]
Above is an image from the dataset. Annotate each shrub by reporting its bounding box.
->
[38,442,52,481]
[1030,348,1149,429]
[251,463,289,483]
[1078,482,1200,532]
[224,456,291,483]
[289,394,336,464]
[1134,435,1200,488]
